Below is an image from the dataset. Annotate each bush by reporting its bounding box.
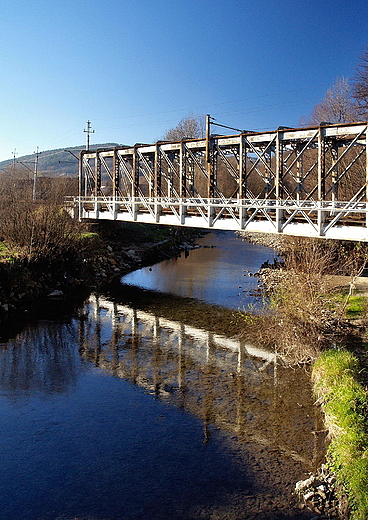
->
[0,201,83,262]
[257,237,368,362]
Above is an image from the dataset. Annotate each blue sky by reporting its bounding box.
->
[1,0,368,162]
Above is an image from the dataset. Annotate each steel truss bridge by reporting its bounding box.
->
[73,121,368,241]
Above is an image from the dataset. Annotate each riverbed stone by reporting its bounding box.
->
[48,289,64,298]
[295,464,341,518]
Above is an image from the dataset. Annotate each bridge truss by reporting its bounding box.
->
[74,121,368,241]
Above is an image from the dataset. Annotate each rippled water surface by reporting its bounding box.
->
[0,231,324,519]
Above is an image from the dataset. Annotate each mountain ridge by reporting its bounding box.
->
[0,143,123,177]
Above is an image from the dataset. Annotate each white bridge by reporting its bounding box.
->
[71,120,368,241]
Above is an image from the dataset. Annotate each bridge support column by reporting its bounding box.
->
[78,152,85,221]
[275,132,284,233]
[179,201,187,225]
[94,200,101,219]
[276,205,283,233]
[77,198,82,221]
[317,202,325,237]
[179,141,186,198]
[208,201,215,227]
[154,199,161,223]
[112,197,118,220]
[239,202,246,229]
[132,197,139,221]
[238,136,247,199]
[113,150,120,198]
[95,155,101,197]
[154,144,161,197]
[318,126,326,200]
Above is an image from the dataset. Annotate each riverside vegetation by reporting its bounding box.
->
[239,232,368,520]
[0,172,202,314]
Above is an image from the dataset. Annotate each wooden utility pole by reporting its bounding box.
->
[12,149,17,175]
[33,147,40,201]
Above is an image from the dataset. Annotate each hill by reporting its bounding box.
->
[0,143,123,177]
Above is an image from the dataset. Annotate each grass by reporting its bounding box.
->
[345,295,367,319]
[312,350,368,520]
[80,232,100,240]
[0,242,9,257]
[330,288,368,320]
[0,241,19,263]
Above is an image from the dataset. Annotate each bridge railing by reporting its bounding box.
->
[68,195,368,241]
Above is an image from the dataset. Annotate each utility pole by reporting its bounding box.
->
[12,149,17,175]
[84,120,94,151]
[33,147,40,201]
[205,114,211,164]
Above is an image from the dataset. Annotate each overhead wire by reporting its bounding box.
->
[14,82,328,160]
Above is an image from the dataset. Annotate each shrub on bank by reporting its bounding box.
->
[252,236,368,362]
[312,350,368,520]
[248,235,368,517]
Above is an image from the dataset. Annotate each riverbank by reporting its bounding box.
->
[2,224,367,518]
[0,222,203,317]
[239,230,368,520]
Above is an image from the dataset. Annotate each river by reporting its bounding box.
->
[0,230,324,520]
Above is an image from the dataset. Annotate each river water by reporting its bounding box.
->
[0,231,324,520]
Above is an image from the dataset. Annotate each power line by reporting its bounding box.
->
[92,83,328,124]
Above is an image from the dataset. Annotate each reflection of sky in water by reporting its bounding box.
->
[122,231,276,309]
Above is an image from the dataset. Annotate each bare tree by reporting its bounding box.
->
[352,46,368,119]
[0,165,33,202]
[304,77,359,125]
[161,114,205,141]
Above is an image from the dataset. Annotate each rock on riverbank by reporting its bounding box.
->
[237,230,285,251]
[295,464,348,519]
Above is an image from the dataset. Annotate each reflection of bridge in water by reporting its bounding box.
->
[72,121,368,241]
[79,295,324,469]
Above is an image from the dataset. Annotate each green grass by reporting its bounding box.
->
[312,350,368,520]
[0,242,9,255]
[345,295,367,318]
[80,232,100,241]
[329,289,367,320]
[0,241,19,262]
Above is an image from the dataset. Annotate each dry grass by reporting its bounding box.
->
[255,237,368,363]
